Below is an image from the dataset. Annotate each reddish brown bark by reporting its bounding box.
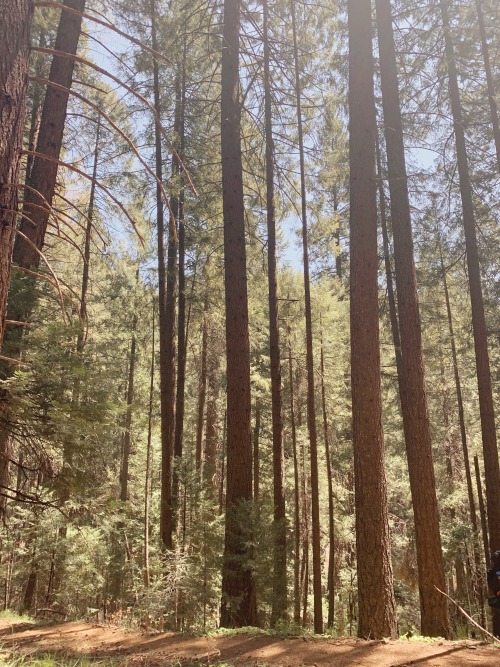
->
[347,0,397,639]
[263,0,287,626]
[150,3,175,553]
[375,0,449,637]
[14,0,86,270]
[0,0,32,351]
[291,0,322,633]
[219,0,256,628]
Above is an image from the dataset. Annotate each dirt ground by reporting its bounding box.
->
[1,618,500,666]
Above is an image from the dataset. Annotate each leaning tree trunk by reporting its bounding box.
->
[15,0,86,272]
[347,0,398,639]
[474,0,500,171]
[219,0,256,628]
[0,0,32,349]
[375,0,449,637]
[0,0,32,523]
[439,7,500,632]
[290,0,322,633]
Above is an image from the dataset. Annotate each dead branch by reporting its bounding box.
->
[31,47,197,197]
[435,586,500,643]
[34,2,173,65]
[30,76,175,233]
[20,150,145,244]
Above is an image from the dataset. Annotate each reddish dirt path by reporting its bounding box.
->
[1,619,499,666]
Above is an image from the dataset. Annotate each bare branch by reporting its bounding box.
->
[34,1,174,65]
[31,47,197,196]
[20,150,145,244]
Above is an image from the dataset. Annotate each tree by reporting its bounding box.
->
[219,0,256,628]
[347,0,397,639]
[290,0,322,633]
[375,0,449,637]
[0,0,33,351]
[262,0,287,627]
[15,0,86,272]
[439,0,500,572]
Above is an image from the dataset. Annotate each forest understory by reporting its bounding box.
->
[1,615,500,667]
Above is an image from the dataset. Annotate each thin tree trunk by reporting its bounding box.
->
[151,2,175,553]
[474,0,500,171]
[262,0,287,626]
[173,31,187,496]
[205,345,220,494]
[300,435,310,628]
[347,0,397,639]
[120,315,137,502]
[144,301,155,593]
[196,294,208,472]
[288,335,301,625]
[320,327,335,629]
[253,402,260,502]
[219,0,256,627]
[474,455,490,567]
[439,0,500,560]
[291,0,322,633]
[439,239,478,536]
[376,0,449,637]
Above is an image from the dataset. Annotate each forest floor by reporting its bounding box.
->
[1,617,500,667]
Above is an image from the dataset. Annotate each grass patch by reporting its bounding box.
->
[0,611,35,626]
[0,651,119,667]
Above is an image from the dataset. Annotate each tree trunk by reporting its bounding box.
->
[219,0,256,628]
[440,0,500,553]
[375,0,449,637]
[440,9,500,641]
[320,328,335,629]
[196,294,208,472]
[15,0,86,270]
[0,0,32,349]
[439,238,479,537]
[475,0,500,171]
[291,0,322,633]
[120,316,137,502]
[347,0,398,639]
[262,0,287,626]
[205,341,220,494]
[151,2,176,553]
[144,301,155,593]
[474,455,490,568]
[253,402,260,502]
[288,335,301,625]
[173,33,187,497]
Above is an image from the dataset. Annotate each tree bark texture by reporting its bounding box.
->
[375,0,449,637]
[0,0,32,351]
[348,0,398,640]
[219,0,256,628]
[14,0,86,270]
